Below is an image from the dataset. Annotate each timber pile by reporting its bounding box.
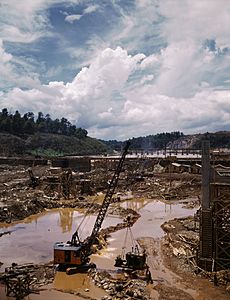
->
[0,263,54,298]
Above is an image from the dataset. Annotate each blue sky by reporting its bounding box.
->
[0,0,230,140]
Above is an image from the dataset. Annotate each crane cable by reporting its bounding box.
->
[74,195,99,240]
[74,141,130,243]
[121,225,136,258]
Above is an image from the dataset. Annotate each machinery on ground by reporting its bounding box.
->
[114,216,152,283]
[28,169,39,188]
[115,247,147,270]
[114,216,147,271]
[53,141,131,270]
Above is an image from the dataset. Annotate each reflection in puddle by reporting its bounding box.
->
[0,198,200,299]
[0,208,123,271]
[0,200,197,272]
[133,199,197,238]
[0,199,198,293]
[93,199,197,270]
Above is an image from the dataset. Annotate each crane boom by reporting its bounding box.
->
[87,141,130,247]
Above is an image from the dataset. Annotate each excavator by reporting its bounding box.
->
[53,141,131,271]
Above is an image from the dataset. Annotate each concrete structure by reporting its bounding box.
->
[52,157,91,172]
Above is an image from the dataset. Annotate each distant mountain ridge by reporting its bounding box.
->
[104,131,230,151]
[168,131,230,149]
[1,131,229,157]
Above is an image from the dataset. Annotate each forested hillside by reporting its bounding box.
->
[0,108,108,156]
[193,131,230,149]
[103,132,184,151]
[105,131,230,151]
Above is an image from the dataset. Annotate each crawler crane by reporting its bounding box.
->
[53,141,130,270]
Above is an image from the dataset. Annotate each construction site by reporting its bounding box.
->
[0,141,230,300]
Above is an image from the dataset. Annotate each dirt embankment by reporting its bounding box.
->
[159,217,230,299]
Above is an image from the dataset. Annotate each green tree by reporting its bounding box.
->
[12,110,24,134]
[0,117,13,133]
[50,118,60,134]
[75,128,88,138]
[36,112,46,133]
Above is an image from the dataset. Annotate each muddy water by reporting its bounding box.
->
[0,282,106,300]
[91,199,198,299]
[92,199,197,270]
[52,200,197,297]
[0,208,123,271]
[0,199,198,300]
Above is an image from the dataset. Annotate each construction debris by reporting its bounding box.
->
[89,269,151,300]
[161,216,230,291]
[0,263,54,298]
[0,156,229,299]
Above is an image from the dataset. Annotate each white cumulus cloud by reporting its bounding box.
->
[0,1,230,140]
[65,14,82,23]
[1,45,230,140]
[64,3,99,24]
[83,4,99,14]
[0,47,144,131]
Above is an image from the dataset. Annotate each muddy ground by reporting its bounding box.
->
[0,162,229,299]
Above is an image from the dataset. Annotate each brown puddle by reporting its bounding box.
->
[0,199,206,300]
[92,199,197,269]
[91,199,199,299]
[0,208,123,271]
[0,282,106,300]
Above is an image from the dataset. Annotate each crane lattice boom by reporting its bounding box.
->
[88,141,130,246]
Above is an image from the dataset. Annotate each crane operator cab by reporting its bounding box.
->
[54,229,89,267]
[54,242,84,266]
